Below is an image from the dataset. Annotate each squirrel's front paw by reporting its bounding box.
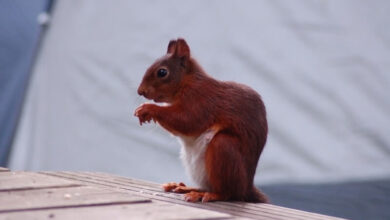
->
[134,103,156,125]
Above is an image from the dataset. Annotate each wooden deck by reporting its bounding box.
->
[0,168,345,220]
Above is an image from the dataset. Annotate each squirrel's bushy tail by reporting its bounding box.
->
[245,187,269,203]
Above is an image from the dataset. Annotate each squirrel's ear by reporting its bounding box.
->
[167,40,177,54]
[173,38,190,59]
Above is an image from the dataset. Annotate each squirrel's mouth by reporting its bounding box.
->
[153,95,173,104]
[153,95,164,103]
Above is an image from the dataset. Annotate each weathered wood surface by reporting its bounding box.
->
[0,185,149,213]
[0,168,346,220]
[0,167,9,172]
[0,171,232,220]
[1,201,232,220]
[0,172,79,191]
[42,171,345,220]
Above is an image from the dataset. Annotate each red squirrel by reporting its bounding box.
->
[135,38,268,203]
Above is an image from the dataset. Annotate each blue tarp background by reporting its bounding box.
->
[262,179,390,220]
[0,1,48,165]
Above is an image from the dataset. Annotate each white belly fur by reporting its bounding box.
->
[178,129,218,190]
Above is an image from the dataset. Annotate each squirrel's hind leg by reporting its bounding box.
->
[204,132,249,201]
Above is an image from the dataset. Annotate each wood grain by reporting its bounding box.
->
[0,201,233,220]
[0,170,345,220]
[0,167,10,172]
[0,172,80,191]
[0,185,150,213]
[40,171,346,220]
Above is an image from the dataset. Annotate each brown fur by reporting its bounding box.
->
[135,38,268,203]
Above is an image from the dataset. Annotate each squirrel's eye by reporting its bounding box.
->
[157,68,168,78]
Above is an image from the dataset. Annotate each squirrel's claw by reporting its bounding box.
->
[135,103,155,126]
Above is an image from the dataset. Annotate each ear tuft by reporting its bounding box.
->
[174,38,190,59]
[167,40,177,54]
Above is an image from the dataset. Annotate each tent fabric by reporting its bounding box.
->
[263,178,390,220]
[9,0,390,186]
[0,1,48,166]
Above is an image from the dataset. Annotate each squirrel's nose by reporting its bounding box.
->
[137,86,146,97]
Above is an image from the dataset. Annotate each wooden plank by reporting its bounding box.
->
[0,172,81,191]
[76,172,347,220]
[0,167,10,172]
[0,201,234,220]
[64,172,346,220]
[79,171,323,217]
[40,172,346,220]
[79,171,328,218]
[39,172,303,220]
[0,185,150,213]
